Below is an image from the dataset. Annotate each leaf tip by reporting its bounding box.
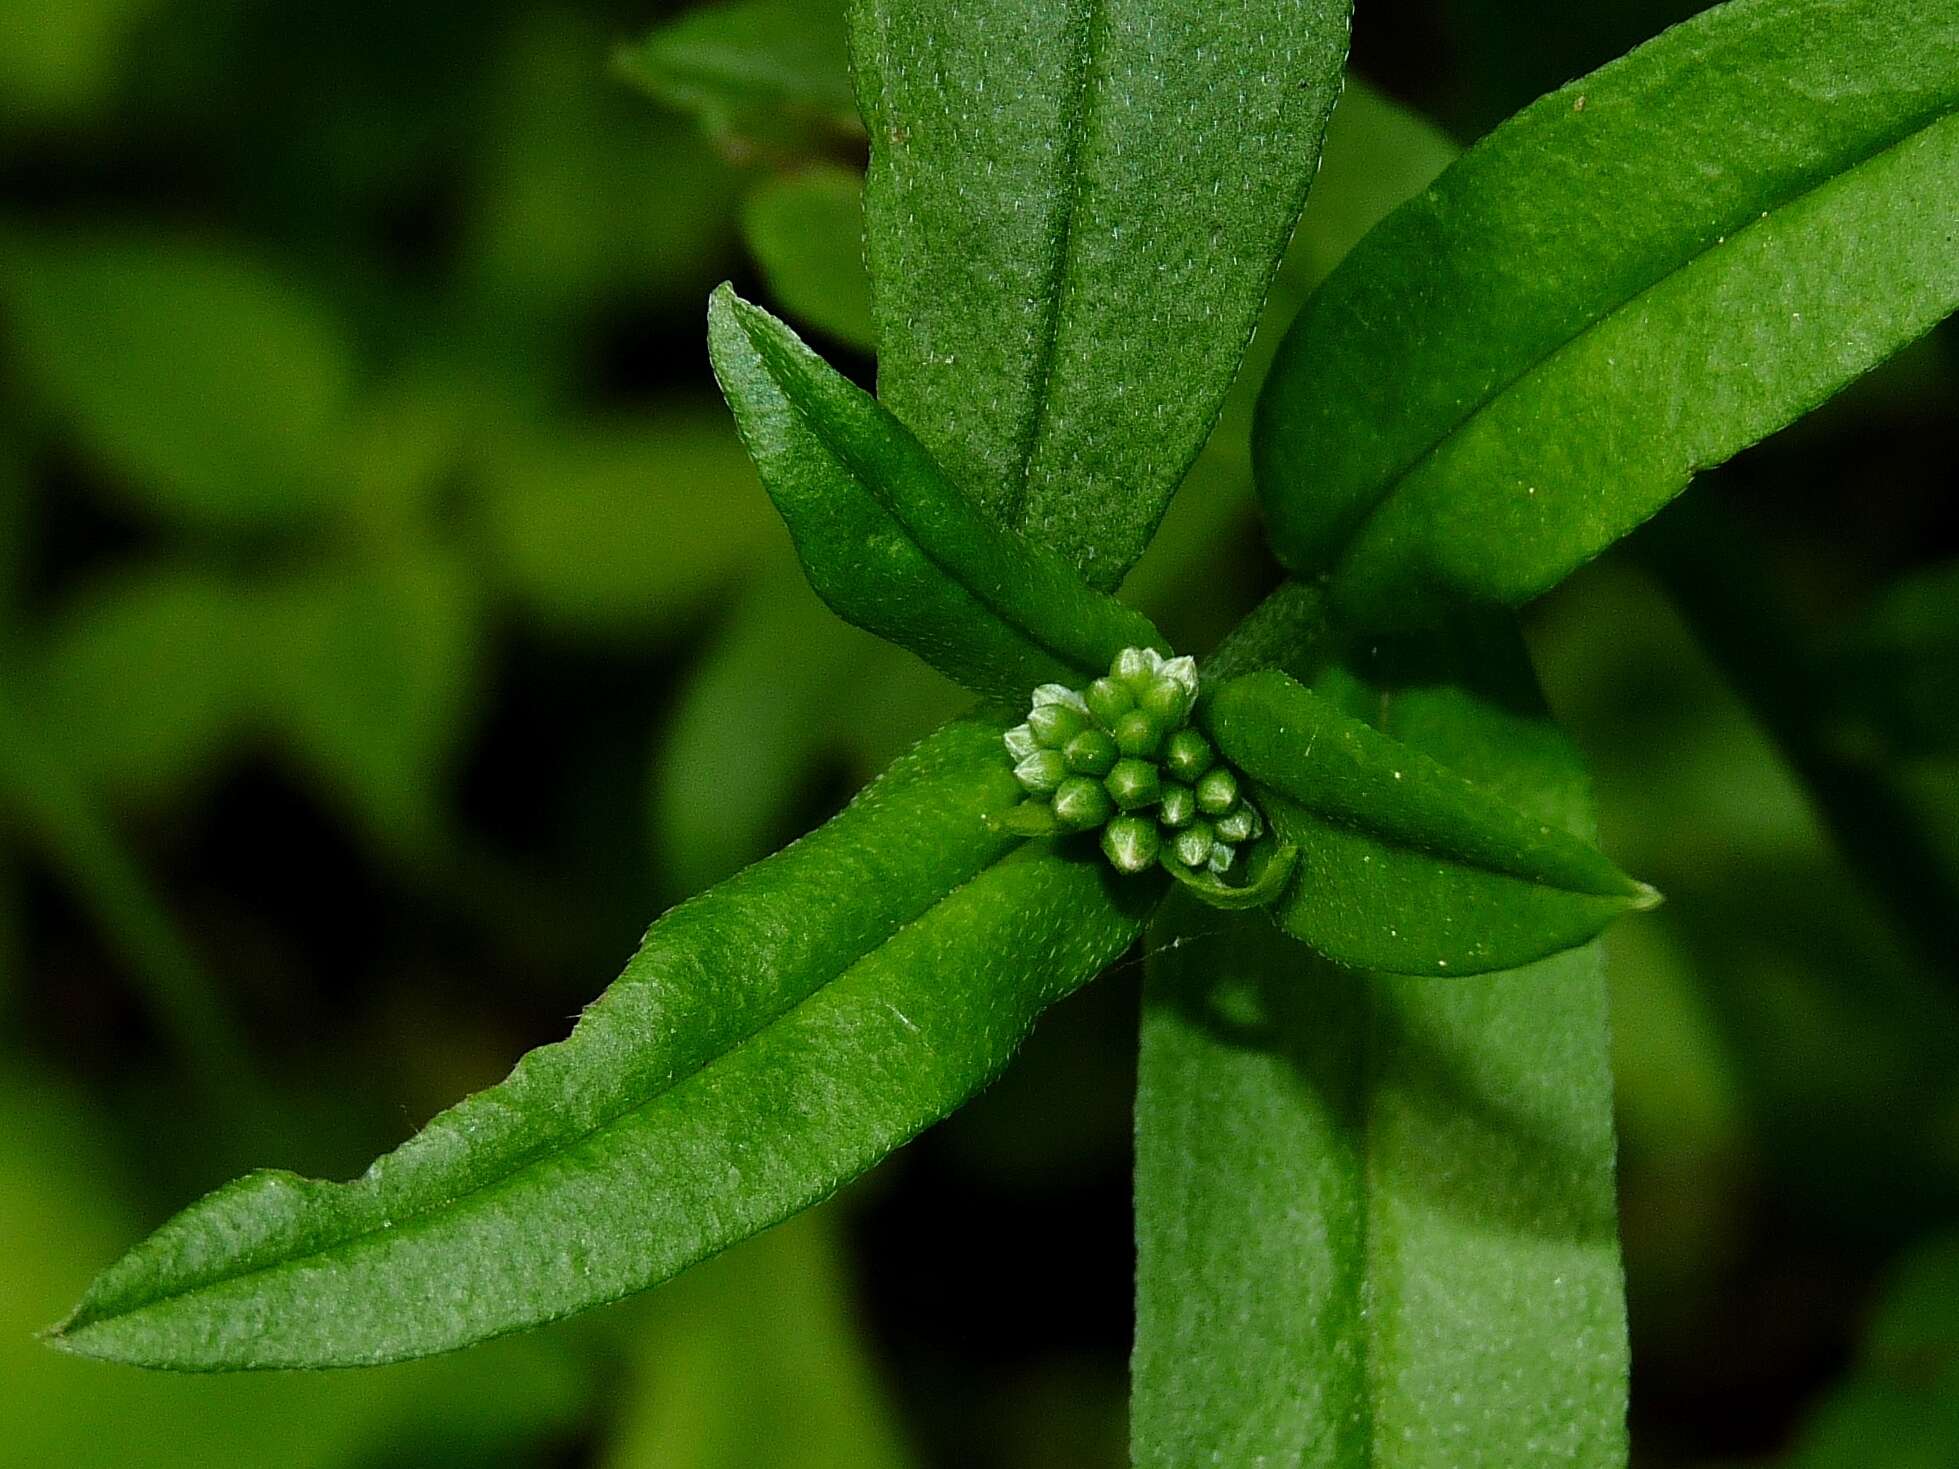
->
[1629,880,1664,913]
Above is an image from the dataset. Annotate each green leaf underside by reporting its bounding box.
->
[1134,616,1629,1467]
[707,286,1167,702]
[1206,667,1650,975]
[56,718,1153,1369]
[850,0,1353,589]
[1256,0,1959,628]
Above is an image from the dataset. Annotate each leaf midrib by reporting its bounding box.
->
[737,307,1107,681]
[1003,0,1102,529]
[1329,96,1959,586]
[70,831,1026,1333]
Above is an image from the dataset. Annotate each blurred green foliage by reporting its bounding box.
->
[0,0,1952,1463]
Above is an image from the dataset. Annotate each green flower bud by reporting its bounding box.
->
[1113,708,1163,757]
[1014,749,1068,794]
[1063,727,1118,777]
[1139,674,1195,726]
[1163,727,1215,782]
[1158,781,1196,828]
[1101,815,1160,874]
[1028,701,1089,748]
[1170,821,1215,869]
[1052,776,1114,831]
[1106,757,1162,811]
[1214,802,1261,844]
[1085,676,1135,727]
[1112,646,1163,689]
[1001,649,1278,897]
[1031,682,1089,714]
[1195,765,1239,815]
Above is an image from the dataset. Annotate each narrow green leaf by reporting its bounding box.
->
[55,718,1153,1368]
[617,0,859,159]
[1,234,356,527]
[850,0,1353,587]
[742,164,876,352]
[707,285,1168,702]
[1205,664,1654,974]
[1256,0,1959,628]
[1135,617,1630,1467]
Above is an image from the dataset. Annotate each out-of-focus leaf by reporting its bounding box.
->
[1836,561,1959,762]
[1,234,357,527]
[1784,1233,1959,1469]
[1634,498,1959,985]
[1134,611,1630,1467]
[742,164,875,352]
[0,0,161,128]
[1278,79,1459,295]
[29,550,480,855]
[601,1209,912,1469]
[651,554,960,895]
[0,1072,589,1468]
[251,552,484,848]
[618,0,859,160]
[478,414,776,636]
[468,11,741,323]
[33,566,257,806]
[1206,664,1654,975]
[1532,560,1959,1233]
[708,287,1167,701]
[55,719,1153,1367]
[852,0,1353,589]
[1256,0,1959,629]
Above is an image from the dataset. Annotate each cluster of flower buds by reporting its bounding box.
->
[1001,647,1264,877]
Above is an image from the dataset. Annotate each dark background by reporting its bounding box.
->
[2,1,1955,1465]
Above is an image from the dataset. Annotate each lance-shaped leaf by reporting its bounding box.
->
[53,719,1154,1369]
[1205,665,1655,974]
[1255,0,1959,629]
[850,0,1353,588]
[1135,616,1629,1466]
[707,286,1168,703]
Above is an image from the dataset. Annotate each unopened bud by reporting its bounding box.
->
[1053,776,1114,831]
[1106,758,1162,811]
[1164,727,1215,782]
[1158,782,1196,828]
[1061,727,1116,776]
[1014,749,1068,794]
[1195,765,1239,815]
[1028,701,1088,748]
[1101,815,1160,874]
